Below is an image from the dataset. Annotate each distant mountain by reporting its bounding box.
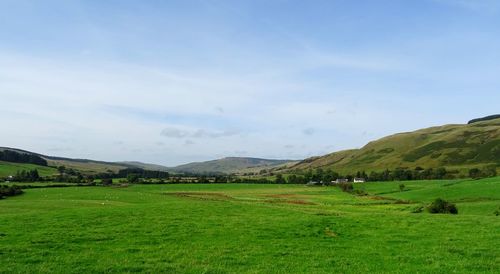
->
[171,157,294,174]
[119,161,172,172]
[279,117,500,175]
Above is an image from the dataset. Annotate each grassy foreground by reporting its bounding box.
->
[0,178,499,273]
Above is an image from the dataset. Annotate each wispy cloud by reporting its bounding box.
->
[1,1,499,165]
[161,127,240,139]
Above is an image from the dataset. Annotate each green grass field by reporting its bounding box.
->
[0,178,499,273]
[0,161,58,178]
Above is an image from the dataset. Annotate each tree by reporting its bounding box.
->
[304,169,313,182]
[427,198,458,214]
[399,183,405,192]
[57,166,66,175]
[483,166,497,178]
[434,167,447,179]
[338,182,354,193]
[127,174,139,183]
[29,169,39,181]
[275,174,286,184]
[368,171,380,182]
[469,168,482,179]
[102,178,113,186]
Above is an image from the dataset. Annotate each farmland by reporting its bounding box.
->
[0,178,498,273]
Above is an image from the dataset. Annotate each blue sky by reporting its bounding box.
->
[1,0,499,166]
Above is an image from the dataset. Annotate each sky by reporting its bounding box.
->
[1,0,500,166]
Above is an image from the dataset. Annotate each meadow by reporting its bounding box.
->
[0,178,499,273]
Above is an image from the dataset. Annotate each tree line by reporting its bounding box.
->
[0,150,47,166]
[12,169,40,182]
[286,166,498,184]
[2,164,497,185]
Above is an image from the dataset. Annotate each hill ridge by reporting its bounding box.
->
[278,118,500,175]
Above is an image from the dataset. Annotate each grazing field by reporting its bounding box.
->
[0,161,57,177]
[0,178,499,273]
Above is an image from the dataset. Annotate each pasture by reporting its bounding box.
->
[0,178,499,273]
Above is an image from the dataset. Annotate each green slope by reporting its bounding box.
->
[0,161,58,177]
[285,118,500,174]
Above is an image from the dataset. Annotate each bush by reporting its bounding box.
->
[338,182,354,193]
[427,198,458,214]
[469,168,482,179]
[399,183,405,192]
[102,178,113,186]
[0,185,24,199]
[127,174,140,184]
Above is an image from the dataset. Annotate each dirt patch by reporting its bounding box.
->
[165,192,234,201]
[265,194,298,198]
[324,228,337,238]
[368,195,397,201]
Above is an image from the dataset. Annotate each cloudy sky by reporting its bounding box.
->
[1,0,499,166]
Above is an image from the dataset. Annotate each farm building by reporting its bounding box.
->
[354,178,366,183]
[334,178,349,184]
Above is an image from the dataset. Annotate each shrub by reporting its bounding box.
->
[427,198,458,214]
[469,168,482,179]
[127,174,140,183]
[102,178,113,186]
[399,183,405,192]
[0,185,24,199]
[338,182,354,193]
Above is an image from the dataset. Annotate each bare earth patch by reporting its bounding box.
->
[265,194,298,198]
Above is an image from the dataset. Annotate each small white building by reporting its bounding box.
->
[334,178,349,184]
[353,178,366,183]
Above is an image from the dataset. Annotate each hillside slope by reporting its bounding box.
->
[283,118,500,174]
[0,161,58,177]
[172,157,293,174]
[0,147,169,174]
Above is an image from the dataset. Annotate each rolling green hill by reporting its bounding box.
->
[282,118,500,175]
[171,157,293,174]
[0,147,292,176]
[0,161,58,177]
